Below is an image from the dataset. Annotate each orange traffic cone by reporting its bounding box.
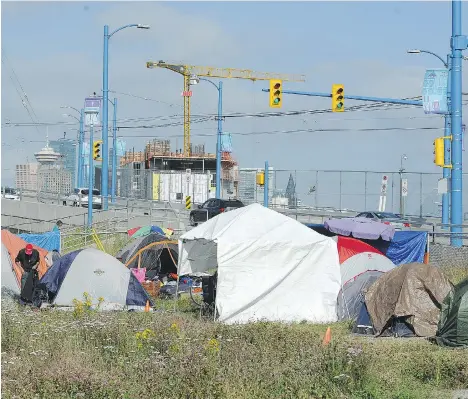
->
[145,300,150,312]
[322,327,332,346]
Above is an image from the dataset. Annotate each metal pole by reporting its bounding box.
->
[261,89,423,106]
[442,54,452,230]
[450,0,465,247]
[88,123,94,227]
[216,81,223,199]
[77,109,84,188]
[264,161,269,207]
[102,25,110,211]
[364,171,367,210]
[111,97,117,203]
[419,173,423,218]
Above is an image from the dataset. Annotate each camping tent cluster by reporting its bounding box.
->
[1,229,152,311]
[176,204,468,346]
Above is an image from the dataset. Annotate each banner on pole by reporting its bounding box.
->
[422,68,448,115]
[84,97,102,126]
[116,139,126,157]
[221,133,232,153]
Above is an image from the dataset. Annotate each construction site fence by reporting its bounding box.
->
[269,170,468,219]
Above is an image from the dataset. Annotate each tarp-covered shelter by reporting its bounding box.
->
[336,236,396,321]
[1,230,49,283]
[436,278,468,347]
[1,243,20,296]
[365,263,452,337]
[324,217,396,241]
[305,225,427,265]
[40,248,153,310]
[178,203,341,324]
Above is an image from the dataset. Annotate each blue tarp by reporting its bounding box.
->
[18,231,60,252]
[385,231,427,265]
[305,224,427,265]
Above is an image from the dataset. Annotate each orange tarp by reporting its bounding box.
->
[1,230,49,285]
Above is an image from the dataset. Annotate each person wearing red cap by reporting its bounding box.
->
[15,244,40,294]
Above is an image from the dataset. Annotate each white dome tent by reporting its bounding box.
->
[178,203,341,324]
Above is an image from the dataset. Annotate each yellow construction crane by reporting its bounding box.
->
[146,60,306,156]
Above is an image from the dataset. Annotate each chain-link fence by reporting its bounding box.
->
[271,170,468,217]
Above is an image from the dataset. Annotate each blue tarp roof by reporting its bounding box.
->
[305,224,427,265]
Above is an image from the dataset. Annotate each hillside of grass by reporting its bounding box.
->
[2,294,467,399]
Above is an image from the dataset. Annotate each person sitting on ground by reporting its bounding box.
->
[15,244,40,300]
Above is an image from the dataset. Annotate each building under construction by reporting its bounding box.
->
[119,139,238,201]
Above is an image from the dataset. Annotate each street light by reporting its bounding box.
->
[101,23,150,210]
[407,49,451,231]
[193,77,223,199]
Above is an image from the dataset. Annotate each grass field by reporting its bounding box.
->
[2,291,468,399]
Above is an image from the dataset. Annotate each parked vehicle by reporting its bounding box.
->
[189,198,244,226]
[1,187,20,201]
[355,211,411,229]
[62,188,102,209]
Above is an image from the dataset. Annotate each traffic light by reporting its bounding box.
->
[93,140,102,161]
[269,79,282,108]
[332,84,344,112]
[433,137,444,167]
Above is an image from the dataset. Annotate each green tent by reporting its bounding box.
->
[435,278,468,347]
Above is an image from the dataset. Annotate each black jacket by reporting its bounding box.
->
[15,249,40,272]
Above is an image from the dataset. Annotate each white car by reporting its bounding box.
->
[1,188,20,201]
[62,188,102,209]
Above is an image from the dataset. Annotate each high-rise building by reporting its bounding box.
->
[15,163,39,191]
[238,167,275,205]
[49,138,76,187]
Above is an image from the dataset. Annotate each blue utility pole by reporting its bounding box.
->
[111,97,117,203]
[78,108,84,188]
[264,161,269,208]
[102,23,149,211]
[198,78,223,199]
[261,89,423,106]
[444,55,452,230]
[102,25,109,211]
[408,49,451,230]
[450,0,467,247]
[88,123,94,227]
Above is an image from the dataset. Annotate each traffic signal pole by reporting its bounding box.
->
[261,89,423,106]
[450,0,467,247]
[88,123,94,227]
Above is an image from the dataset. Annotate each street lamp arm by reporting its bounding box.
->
[109,24,138,37]
[60,105,81,115]
[199,77,220,91]
[409,49,448,67]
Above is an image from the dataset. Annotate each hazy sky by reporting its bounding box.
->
[1,1,467,212]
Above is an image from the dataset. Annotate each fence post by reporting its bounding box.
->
[419,173,423,218]
[339,171,342,211]
[364,171,367,210]
[315,170,319,208]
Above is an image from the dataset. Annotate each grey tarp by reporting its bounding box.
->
[365,263,452,337]
[436,278,468,347]
[337,271,383,321]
